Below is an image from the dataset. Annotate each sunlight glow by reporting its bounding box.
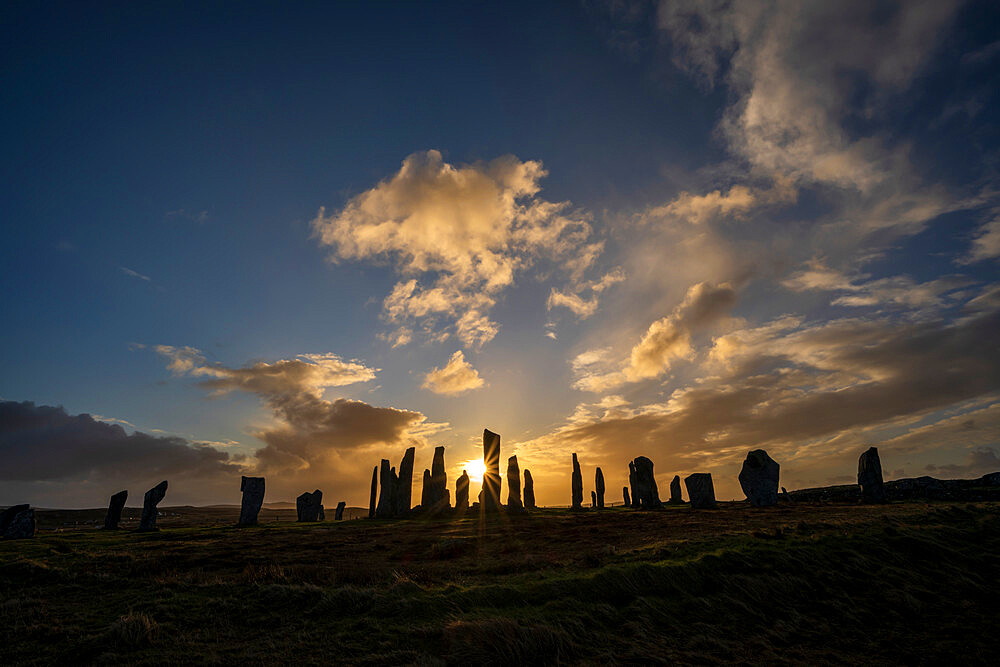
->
[462,458,487,483]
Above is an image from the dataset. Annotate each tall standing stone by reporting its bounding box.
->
[481,429,502,512]
[0,504,35,540]
[623,487,631,507]
[238,476,265,526]
[595,467,606,509]
[376,459,396,518]
[138,480,168,531]
[429,446,449,508]
[571,453,584,509]
[628,461,638,509]
[334,501,346,520]
[456,471,470,510]
[297,490,324,521]
[684,473,717,509]
[395,446,415,515]
[669,475,683,504]
[421,469,431,508]
[507,455,523,510]
[631,457,661,509]
[858,446,887,503]
[368,465,378,519]
[523,469,536,510]
[739,450,780,507]
[103,490,128,530]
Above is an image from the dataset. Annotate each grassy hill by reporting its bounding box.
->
[2,501,999,664]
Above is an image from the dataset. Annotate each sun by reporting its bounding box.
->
[462,458,487,483]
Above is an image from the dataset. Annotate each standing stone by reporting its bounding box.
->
[684,473,717,509]
[456,471,470,510]
[481,429,502,512]
[631,457,662,509]
[138,480,168,531]
[523,469,536,510]
[669,475,683,504]
[739,449,780,507]
[103,490,128,530]
[376,459,396,518]
[395,446,415,515]
[858,446,887,503]
[297,490,323,521]
[421,469,432,508]
[506,455,523,510]
[623,487,631,507]
[571,453,584,509]
[429,446,449,508]
[590,490,597,508]
[628,461,638,510]
[368,465,378,519]
[595,467,606,509]
[0,504,35,540]
[334,501,346,520]
[238,476,265,526]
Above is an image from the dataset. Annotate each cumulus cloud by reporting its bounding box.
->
[422,351,486,396]
[312,150,611,348]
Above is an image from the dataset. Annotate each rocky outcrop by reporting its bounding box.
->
[858,447,887,503]
[481,429,502,512]
[297,490,324,521]
[571,453,584,510]
[334,501,346,521]
[0,504,35,540]
[138,480,168,531]
[668,475,683,504]
[523,470,536,510]
[395,446,415,516]
[456,471,470,511]
[103,490,128,530]
[631,457,661,509]
[239,476,265,526]
[507,456,523,510]
[368,465,378,519]
[684,473,717,509]
[738,450,779,507]
[595,467,605,509]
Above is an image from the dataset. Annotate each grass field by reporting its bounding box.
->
[2,501,999,665]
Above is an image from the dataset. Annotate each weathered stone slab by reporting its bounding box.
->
[481,429,502,512]
[684,473,717,509]
[623,486,631,507]
[0,504,35,540]
[595,467,605,509]
[368,465,378,519]
[523,469,536,510]
[571,453,583,509]
[334,501,346,521]
[739,450,780,507]
[669,475,683,504]
[507,455,523,510]
[858,446,887,503]
[104,490,128,530]
[239,476,265,525]
[297,489,324,521]
[395,446,415,515]
[138,481,168,531]
[631,457,661,509]
[456,471,470,510]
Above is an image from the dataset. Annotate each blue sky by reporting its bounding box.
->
[2,1,999,508]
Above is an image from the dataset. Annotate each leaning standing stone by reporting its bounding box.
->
[571,453,584,510]
[104,490,128,530]
[138,480,168,531]
[669,475,683,504]
[739,450,779,507]
[0,504,35,540]
[595,467,605,509]
[523,469,536,510]
[334,501,346,521]
[297,489,324,521]
[507,455,523,510]
[684,473,717,509]
[858,446,887,503]
[238,476,266,525]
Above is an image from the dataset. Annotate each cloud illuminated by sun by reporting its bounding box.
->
[461,458,486,483]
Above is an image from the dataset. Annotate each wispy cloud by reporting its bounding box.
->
[119,266,151,282]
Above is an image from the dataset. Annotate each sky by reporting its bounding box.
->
[2,1,999,509]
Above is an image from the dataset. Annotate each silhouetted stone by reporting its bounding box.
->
[376,459,396,518]
[334,501,346,521]
[858,446,887,503]
[507,455,523,510]
[238,476,265,526]
[571,453,584,510]
[590,490,597,507]
[631,457,661,509]
[395,446,415,515]
[297,490,323,521]
[739,450,780,507]
[481,429,502,512]
[628,461,638,509]
[684,473,717,509]
[138,481,168,531]
[103,490,128,530]
[0,504,34,540]
[781,486,791,502]
[428,446,449,509]
[456,471,470,510]
[523,469,536,510]
[421,468,431,508]
[595,467,606,509]
[669,475,683,504]
[368,465,378,519]
[623,487,631,507]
